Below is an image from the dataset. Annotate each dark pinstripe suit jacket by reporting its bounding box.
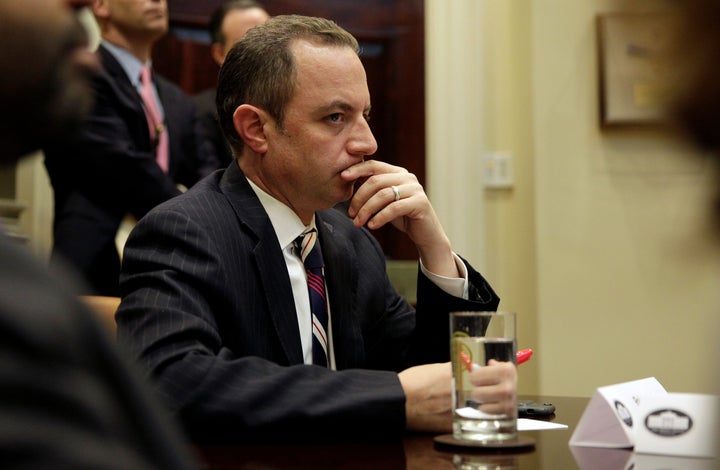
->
[117,161,500,443]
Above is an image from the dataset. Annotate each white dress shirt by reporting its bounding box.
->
[246,178,469,368]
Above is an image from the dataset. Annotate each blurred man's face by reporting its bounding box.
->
[0,0,97,160]
[211,7,269,67]
[99,0,169,42]
[220,8,269,60]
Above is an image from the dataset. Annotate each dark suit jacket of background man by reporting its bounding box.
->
[194,87,233,165]
[43,44,220,296]
[117,161,500,443]
[0,233,196,469]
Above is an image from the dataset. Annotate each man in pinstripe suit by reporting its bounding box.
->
[117,15,516,442]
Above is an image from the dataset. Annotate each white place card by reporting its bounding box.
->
[570,377,720,460]
[634,393,719,458]
[569,377,667,448]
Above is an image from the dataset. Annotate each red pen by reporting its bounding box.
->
[459,348,533,372]
[517,348,533,365]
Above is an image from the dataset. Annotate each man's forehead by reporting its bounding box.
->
[222,8,267,36]
[289,37,355,57]
[286,38,369,105]
[290,40,364,80]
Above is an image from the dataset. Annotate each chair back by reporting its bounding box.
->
[79,295,121,334]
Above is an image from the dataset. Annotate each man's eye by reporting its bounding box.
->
[327,113,343,123]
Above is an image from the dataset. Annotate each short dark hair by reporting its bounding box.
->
[216,15,359,153]
[208,0,265,45]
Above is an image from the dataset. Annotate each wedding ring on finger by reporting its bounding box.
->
[391,185,400,202]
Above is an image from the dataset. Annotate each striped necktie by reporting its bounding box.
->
[295,229,329,367]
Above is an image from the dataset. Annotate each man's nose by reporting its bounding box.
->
[349,117,378,158]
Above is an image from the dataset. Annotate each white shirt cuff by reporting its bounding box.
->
[419,253,469,299]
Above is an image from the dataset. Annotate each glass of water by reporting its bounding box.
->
[450,311,517,442]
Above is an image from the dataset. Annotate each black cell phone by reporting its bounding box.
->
[518,400,556,417]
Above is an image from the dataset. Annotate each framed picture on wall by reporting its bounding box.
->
[596,13,673,127]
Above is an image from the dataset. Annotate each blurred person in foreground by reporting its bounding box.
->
[0,0,196,467]
[43,0,221,296]
[671,0,720,214]
[117,14,516,443]
[194,0,269,165]
[670,0,720,431]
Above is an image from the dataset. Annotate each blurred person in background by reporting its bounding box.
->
[43,0,221,296]
[194,0,269,165]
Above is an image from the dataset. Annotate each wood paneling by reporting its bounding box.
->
[154,0,425,260]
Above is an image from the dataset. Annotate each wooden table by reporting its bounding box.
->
[194,395,717,469]
[195,396,585,469]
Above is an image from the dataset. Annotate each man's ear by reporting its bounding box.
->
[92,0,109,19]
[233,104,269,155]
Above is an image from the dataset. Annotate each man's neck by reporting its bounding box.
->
[102,32,154,63]
[240,160,316,226]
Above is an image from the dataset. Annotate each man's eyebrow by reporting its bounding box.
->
[317,100,372,115]
[317,101,352,113]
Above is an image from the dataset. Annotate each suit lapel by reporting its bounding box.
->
[317,214,364,369]
[98,46,153,152]
[220,164,304,364]
[99,45,144,113]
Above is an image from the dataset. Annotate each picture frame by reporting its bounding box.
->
[596,13,673,128]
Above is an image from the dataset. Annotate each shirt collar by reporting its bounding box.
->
[246,178,316,250]
[102,40,151,89]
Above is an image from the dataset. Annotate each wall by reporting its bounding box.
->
[428,0,720,397]
[426,0,539,394]
[16,152,52,259]
[530,0,720,396]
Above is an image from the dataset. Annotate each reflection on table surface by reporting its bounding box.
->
[194,395,718,469]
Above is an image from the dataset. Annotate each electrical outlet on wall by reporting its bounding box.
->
[482,152,514,189]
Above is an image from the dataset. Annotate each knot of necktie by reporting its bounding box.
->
[295,229,323,270]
